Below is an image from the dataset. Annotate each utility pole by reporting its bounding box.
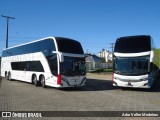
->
[1,15,15,48]
[110,43,115,53]
[86,49,89,54]
[110,43,115,64]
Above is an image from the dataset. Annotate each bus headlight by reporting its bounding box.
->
[143,78,148,81]
[141,77,148,81]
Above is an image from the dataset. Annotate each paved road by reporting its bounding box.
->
[0,74,160,120]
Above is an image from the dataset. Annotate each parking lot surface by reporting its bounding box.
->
[0,73,160,120]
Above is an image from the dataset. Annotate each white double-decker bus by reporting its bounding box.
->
[1,37,86,88]
[113,35,159,88]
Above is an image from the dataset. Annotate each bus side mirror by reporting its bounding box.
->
[52,51,64,62]
[58,53,64,62]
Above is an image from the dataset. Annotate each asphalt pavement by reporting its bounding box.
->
[0,74,160,120]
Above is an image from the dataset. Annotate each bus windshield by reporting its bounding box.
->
[113,56,150,75]
[60,57,86,76]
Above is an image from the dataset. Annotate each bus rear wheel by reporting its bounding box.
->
[40,76,46,88]
[7,72,12,81]
[33,75,39,86]
[5,72,7,78]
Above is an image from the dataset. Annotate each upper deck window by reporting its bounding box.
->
[55,37,84,54]
[2,39,56,57]
[114,35,151,53]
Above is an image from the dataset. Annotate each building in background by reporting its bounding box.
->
[98,49,112,62]
[85,54,102,71]
[85,53,113,72]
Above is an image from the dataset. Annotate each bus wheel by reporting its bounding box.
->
[33,75,39,86]
[41,76,46,88]
[7,72,12,81]
[5,72,7,78]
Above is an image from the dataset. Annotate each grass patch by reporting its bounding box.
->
[103,68,113,72]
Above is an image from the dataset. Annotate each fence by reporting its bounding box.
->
[86,62,112,71]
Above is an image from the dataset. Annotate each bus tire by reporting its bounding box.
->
[33,75,39,86]
[40,75,46,88]
[7,72,12,81]
[5,71,7,78]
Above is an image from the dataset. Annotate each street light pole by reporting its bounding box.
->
[1,15,15,48]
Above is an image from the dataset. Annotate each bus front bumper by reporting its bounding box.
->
[60,76,86,88]
[113,79,151,88]
[112,73,152,88]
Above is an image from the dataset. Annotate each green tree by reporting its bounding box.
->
[101,57,106,63]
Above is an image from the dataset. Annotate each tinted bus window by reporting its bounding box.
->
[26,61,44,72]
[114,35,151,53]
[11,61,44,72]
[55,37,84,54]
[41,39,56,57]
[2,39,56,57]
[11,62,26,71]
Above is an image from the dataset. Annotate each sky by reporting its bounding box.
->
[0,0,160,55]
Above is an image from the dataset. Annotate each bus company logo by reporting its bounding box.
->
[2,112,11,117]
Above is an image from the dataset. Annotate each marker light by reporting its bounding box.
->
[57,74,61,85]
